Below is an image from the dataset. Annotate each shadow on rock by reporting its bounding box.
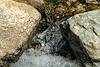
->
[59,22,95,67]
[32,18,95,67]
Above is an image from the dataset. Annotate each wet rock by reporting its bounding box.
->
[0,0,41,66]
[32,20,67,54]
[32,16,93,67]
[31,18,84,66]
[10,10,100,67]
[67,10,100,61]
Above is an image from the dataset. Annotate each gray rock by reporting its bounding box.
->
[32,21,66,54]
[0,0,41,66]
[68,10,100,61]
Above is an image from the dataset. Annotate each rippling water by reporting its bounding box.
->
[10,48,80,67]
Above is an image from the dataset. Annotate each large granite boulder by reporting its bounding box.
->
[0,0,41,66]
[67,10,100,61]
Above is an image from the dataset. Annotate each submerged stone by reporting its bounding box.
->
[44,0,100,22]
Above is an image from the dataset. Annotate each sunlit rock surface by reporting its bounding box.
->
[68,10,100,61]
[0,0,41,66]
